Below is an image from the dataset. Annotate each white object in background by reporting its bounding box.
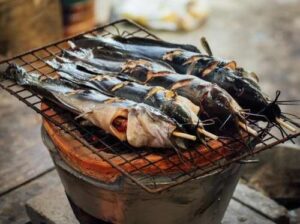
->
[113,0,209,31]
[94,0,112,25]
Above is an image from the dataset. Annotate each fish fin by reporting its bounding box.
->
[146,71,172,83]
[89,75,105,81]
[49,73,60,80]
[186,60,198,76]
[85,34,124,50]
[56,56,71,63]
[103,98,122,104]
[202,62,218,77]
[145,86,166,99]
[38,75,49,82]
[162,50,183,61]
[170,79,194,90]
[249,72,259,83]
[182,56,201,66]
[66,89,85,96]
[200,37,213,56]
[46,58,61,70]
[224,61,237,70]
[111,81,129,92]
[75,110,93,120]
[113,36,201,53]
[63,48,94,60]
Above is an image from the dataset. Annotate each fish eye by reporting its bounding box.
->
[233,79,245,95]
[224,75,234,82]
[238,87,245,96]
[235,79,243,88]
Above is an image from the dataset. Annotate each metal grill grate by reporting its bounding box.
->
[0,19,299,193]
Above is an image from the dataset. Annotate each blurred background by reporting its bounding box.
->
[0,0,300,223]
[1,0,299,103]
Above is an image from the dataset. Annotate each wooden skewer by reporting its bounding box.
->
[238,122,258,136]
[276,117,297,132]
[67,40,76,49]
[197,128,218,140]
[172,131,197,141]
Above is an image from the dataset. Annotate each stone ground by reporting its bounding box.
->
[0,0,300,223]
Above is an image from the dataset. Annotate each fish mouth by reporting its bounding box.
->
[260,102,281,122]
[110,109,129,141]
[201,88,244,134]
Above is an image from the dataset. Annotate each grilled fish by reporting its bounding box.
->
[76,35,281,125]
[4,64,193,148]
[60,48,248,136]
[48,58,203,137]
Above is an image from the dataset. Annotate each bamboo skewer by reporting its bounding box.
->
[197,128,218,140]
[276,118,297,132]
[238,122,258,136]
[172,131,197,141]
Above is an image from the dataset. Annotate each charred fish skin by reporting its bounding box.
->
[83,35,274,123]
[48,59,201,135]
[195,65,270,116]
[75,35,200,58]
[122,62,245,133]
[159,51,273,120]
[5,63,193,149]
[120,60,244,133]
[63,49,123,73]
[159,45,262,93]
[72,35,198,74]
[61,48,244,134]
[182,56,280,122]
[73,36,199,74]
[112,36,201,53]
[234,67,260,86]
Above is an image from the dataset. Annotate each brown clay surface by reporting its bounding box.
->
[42,104,239,182]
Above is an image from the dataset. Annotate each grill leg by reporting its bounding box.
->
[66,194,112,224]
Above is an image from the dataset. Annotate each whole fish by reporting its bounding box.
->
[47,58,208,139]
[4,64,195,149]
[74,35,284,127]
[60,48,254,136]
[71,35,200,56]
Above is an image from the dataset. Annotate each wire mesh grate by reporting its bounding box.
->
[0,19,299,193]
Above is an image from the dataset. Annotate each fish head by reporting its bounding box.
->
[200,85,243,134]
[160,99,200,134]
[258,98,281,122]
[232,68,281,121]
[232,76,269,117]
[5,64,28,84]
[211,68,269,118]
[4,64,46,86]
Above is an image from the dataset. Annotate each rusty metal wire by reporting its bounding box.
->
[0,19,299,193]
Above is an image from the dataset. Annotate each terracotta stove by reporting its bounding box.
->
[42,118,241,224]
